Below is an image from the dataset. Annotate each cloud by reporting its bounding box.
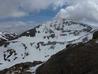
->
[56,0,98,26]
[0,0,66,17]
[1,0,98,27]
[0,0,27,17]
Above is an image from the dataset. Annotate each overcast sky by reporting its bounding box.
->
[0,0,62,16]
[0,0,98,33]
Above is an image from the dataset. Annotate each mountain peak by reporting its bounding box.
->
[0,19,94,73]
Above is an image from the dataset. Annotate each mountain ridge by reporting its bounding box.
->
[0,19,94,74]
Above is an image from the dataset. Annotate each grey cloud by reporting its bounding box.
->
[0,0,65,17]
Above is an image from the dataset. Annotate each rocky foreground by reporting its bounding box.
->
[0,61,42,74]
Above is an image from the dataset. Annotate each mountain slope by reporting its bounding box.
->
[36,31,98,74]
[0,19,93,72]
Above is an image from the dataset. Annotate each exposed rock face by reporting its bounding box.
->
[20,25,40,37]
[36,31,98,74]
[0,32,18,46]
[93,31,98,39]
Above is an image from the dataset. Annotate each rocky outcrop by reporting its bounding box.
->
[0,61,42,74]
[36,31,98,74]
[20,25,40,37]
[0,32,18,46]
[93,31,98,39]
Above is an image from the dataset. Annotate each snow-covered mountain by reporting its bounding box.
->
[0,19,94,73]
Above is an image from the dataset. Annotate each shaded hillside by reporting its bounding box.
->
[36,31,98,74]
